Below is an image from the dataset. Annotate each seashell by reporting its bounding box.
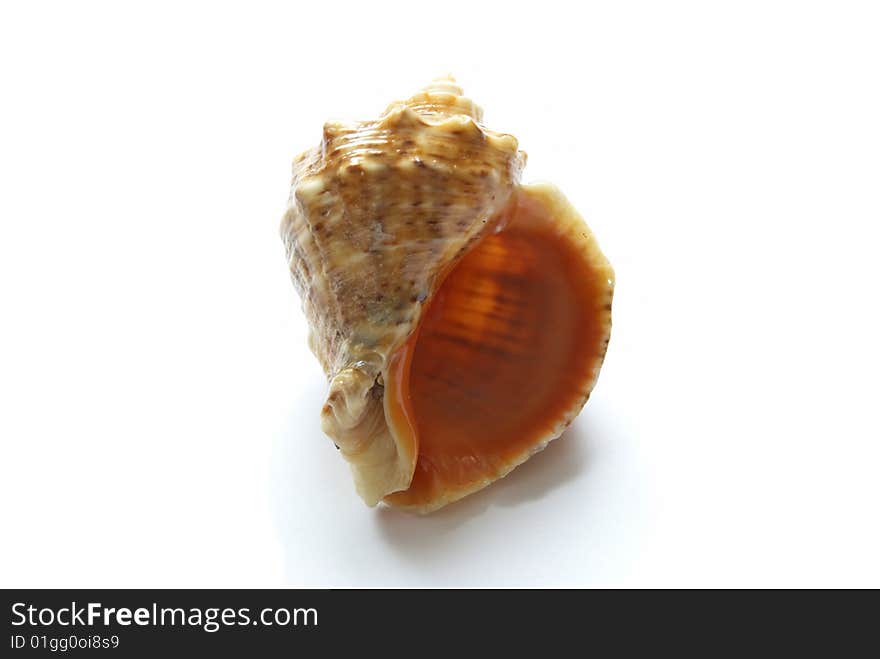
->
[281,77,614,513]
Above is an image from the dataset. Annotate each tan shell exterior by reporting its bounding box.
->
[281,78,526,505]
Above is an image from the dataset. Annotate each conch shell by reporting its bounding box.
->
[281,78,614,513]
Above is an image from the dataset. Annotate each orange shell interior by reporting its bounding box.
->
[384,190,610,509]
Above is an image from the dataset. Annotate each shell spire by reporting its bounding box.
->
[383,75,484,124]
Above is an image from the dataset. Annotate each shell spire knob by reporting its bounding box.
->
[384,75,484,124]
[421,74,464,96]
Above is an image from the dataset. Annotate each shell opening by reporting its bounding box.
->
[382,185,614,512]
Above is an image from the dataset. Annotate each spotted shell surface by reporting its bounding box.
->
[281,79,526,504]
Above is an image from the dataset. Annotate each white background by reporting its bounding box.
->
[1,1,878,588]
